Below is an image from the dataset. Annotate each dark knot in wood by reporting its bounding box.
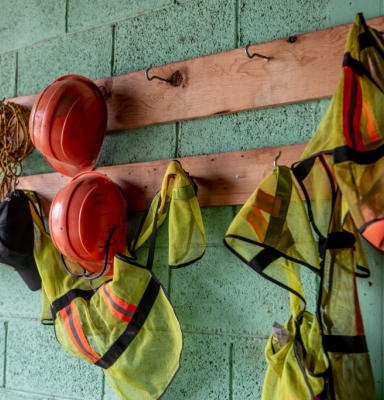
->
[169,70,183,87]
[287,36,297,43]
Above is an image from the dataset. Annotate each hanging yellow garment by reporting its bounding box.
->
[129,160,206,267]
[225,166,329,399]
[293,13,384,252]
[28,190,182,400]
[291,13,377,400]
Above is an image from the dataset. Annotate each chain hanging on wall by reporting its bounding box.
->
[0,100,34,201]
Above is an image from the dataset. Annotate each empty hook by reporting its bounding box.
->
[145,64,170,83]
[245,42,271,61]
[145,64,184,87]
[274,151,281,169]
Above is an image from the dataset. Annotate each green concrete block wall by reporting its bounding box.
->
[0,1,383,399]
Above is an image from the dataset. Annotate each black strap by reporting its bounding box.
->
[95,277,160,369]
[51,288,97,319]
[322,335,368,354]
[249,248,281,273]
[325,232,355,250]
[334,143,384,165]
[343,52,384,94]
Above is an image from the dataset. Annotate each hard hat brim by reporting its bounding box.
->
[44,155,95,177]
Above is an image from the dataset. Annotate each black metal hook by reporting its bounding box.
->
[245,42,271,61]
[145,64,170,83]
[145,64,184,87]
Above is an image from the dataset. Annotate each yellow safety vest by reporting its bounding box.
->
[28,160,206,400]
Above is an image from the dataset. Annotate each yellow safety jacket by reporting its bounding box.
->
[292,13,384,252]
[225,166,329,399]
[291,13,377,400]
[28,160,206,400]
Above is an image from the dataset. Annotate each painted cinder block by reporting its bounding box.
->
[232,337,268,400]
[201,206,234,247]
[0,268,41,319]
[6,320,103,399]
[239,0,330,46]
[358,243,384,400]
[178,101,325,157]
[171,246,291,335]
[68,0,173,32]
[97,124,176,168]
[327,0,382,26]
[102,332,230,400]
[114,0,236,76]
[17,25,113,96]
[0,0,65,54]
[0,389,57,399]
[19,150,56,177]
[0,321,5,387]
[0,52,16,98]
[162,332,230,400]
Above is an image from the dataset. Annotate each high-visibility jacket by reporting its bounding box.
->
[29,160,206,400]
[225,165,329,399]
[293,13,384,253]
[291,13,377,400]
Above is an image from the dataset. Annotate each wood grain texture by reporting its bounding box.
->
[6,16,384,131]
[17,143,308,216]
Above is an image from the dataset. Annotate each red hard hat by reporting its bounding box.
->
[29,74,107,177]
[49,171,126,278]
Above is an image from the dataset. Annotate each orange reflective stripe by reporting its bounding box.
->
[343,67,366,151]
[363,101,381,143]
[255,189,282,217]
[102,284,137,323]
[241,206,268,242]
[60,304,99,364]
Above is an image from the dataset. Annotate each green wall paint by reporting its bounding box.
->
[0,1,383,399]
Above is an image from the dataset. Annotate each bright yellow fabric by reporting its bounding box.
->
[130,160,206,267]
[27,191,183,400]
[225,167,328,399]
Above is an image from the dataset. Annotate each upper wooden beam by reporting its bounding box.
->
[17,143,308,216]
[7,16,384,131]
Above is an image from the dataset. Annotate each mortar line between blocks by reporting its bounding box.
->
[65,0,69,33]
[14,52,18,97]
[111,24,116,77]
[101,371,106,400]
[168,268,172,299]
[235,0,240,48]
[2,321,7,388]
[229,342,234,400]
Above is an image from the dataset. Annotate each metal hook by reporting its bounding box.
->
[274,151,281,169]
[145,64,170,83]
[245,42,271,61]
[12,179,19,193]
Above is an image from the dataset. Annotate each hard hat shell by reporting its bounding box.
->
[29,74,107,177]
[49,171,126,277]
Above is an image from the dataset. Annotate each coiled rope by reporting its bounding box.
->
[0,100,34,201]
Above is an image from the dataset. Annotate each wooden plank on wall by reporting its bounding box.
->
[17,143,308,216]
[6,16,384,131]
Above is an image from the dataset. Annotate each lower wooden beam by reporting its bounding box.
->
[17,143,307,216]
